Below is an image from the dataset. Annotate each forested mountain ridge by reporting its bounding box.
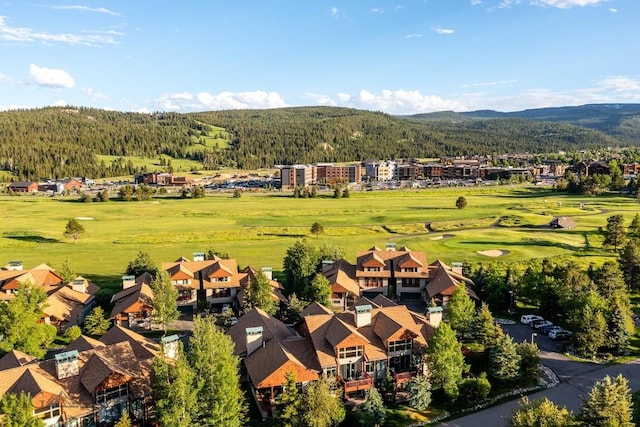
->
[0,105,634,180]
[405,103,640,143]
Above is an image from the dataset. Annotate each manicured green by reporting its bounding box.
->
[0,185,637,290]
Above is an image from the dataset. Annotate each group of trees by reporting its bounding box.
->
[510,374,634,427]
[153,316,247,427]
[472,253,636,358]
[282,239,343,308]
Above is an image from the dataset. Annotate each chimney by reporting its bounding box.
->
[122,275,136,290]
[55,350,79,379]
[321,260,334,273]
[425,306,443,328]
[71,278,87,293]
[160,334,181,359]
[354,304,372,328]
[193,252,205,262]
[261,267,273,280]
[451,262,463,275]
[245,326,264,356]
[385,242,396,252]
[7,261,23,271]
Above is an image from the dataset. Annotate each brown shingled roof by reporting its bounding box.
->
[0,350,36,370]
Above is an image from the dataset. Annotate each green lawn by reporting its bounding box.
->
[0,185,634,290]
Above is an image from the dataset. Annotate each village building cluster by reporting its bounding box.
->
[0,242,480,426]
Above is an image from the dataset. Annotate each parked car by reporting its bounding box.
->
[534,320,553,330]
[521,314,544,325]
[549,329,573,340]
[529,318,547,328]
[540,325,563,335]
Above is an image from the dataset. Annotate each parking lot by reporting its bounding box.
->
[500,320,568,353]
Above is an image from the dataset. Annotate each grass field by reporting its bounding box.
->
[0,185,637,290]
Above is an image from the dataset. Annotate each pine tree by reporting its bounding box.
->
[426,322,468,400]
[58,258,75,283]
[489,334,521,382]
[125,251,158,278]
[580,374,633,427]
[628,213,640,238]
[114,412,132,427]
[276,371,302,427]
[150,270,179,335]
[446,285,476,338]
[455,196,468,209]
[308,273,331,306]
[360,387,386,426]
[603,214,626,251]
[82,306,111,336]
[242,272,277,315]
[473,302,499,347]
[153,344,197,427]
[619,239,640,291]
[0,392,44,427]
[516,341,540,383]
[189,316,247,426]
[573,304,607,358]
[606,293,634,355]
[300,376,346,427]
[407,375,432,411]
[510,396,575,427]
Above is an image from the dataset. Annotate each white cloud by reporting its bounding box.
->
[371,8,383,13]
[609,8,617,12]
[330,7,338,16]
[337,93,352,102]
[30,64,75,88]
[404,33,423,39]
[0,72,10,81]
[597,76,640,92]
[51,100,68,107]
[303,93,338,106]
[432,27,454,35]
[337,89,467,114]
[47,5,120,16]
[498,0,522,8]
[156,90,288,111]
[0,16,122,46]
[471,0,482,4]
[81,87,109,101]
[531,0,608,8]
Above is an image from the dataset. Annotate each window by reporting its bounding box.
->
[401,278,420,288]
[365,361,375,373]
[402,267,418,273]
[96,383,128,404]
[177,290,192,301]
[34,404,61,420]
[338,346,364,359]
[365,267,381,272]
[388,339,412,353]
[173,279,190,285]
[212,288,231,298]
[364,278,383,288]
[324,366,337,377]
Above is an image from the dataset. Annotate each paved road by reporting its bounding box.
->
[437,322,640,427]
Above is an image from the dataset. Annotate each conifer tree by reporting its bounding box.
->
[408,375,432,411]
[150,270,179,335]
[426,322,468,400]
[473,302,499,347]
[580,374,633,427]
[489,334,521,382]
[276,371,302,427]
[83,306,111,336]
[153,344,197,427]
[360,387,386,426]
[510,397,575,427]
[447,285,475,338]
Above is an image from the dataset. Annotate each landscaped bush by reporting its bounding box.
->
[458,373,491,405]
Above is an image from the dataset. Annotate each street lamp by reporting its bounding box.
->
[531,332,537,344]
[508,290,514,314]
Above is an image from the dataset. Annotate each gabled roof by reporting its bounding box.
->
[300,301,333,317]
[244,337,318,389]
[324,316,369,349]
[109,283,154,320]
[371,306,426,346]
[323,259,360,295]
[0,350,36,371]
[370,294,397,307]
[64,335,106,353]
[356,247,428,273]
[44,281,99,322]
[99,325,159,360]
[398,252,423,268]
[228,307,292,356]
[80,353,134,393]
[8,368,67,407]
[426,262,477,300]
[353,296,377,307]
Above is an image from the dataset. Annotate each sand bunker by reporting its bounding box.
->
[431,234,455,240]
[477,249,510,257]
[76,216,94,220]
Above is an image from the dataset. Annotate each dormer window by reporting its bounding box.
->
[173,279,190,285]
[365,267,381,272]
[402,267,418,273]
[338,346,364,359]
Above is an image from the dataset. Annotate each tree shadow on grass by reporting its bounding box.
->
[2,232,60,243]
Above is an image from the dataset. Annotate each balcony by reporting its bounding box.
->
[392,369,417,385]
[338,372,373,394]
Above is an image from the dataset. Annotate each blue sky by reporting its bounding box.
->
[1,0,638,114]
